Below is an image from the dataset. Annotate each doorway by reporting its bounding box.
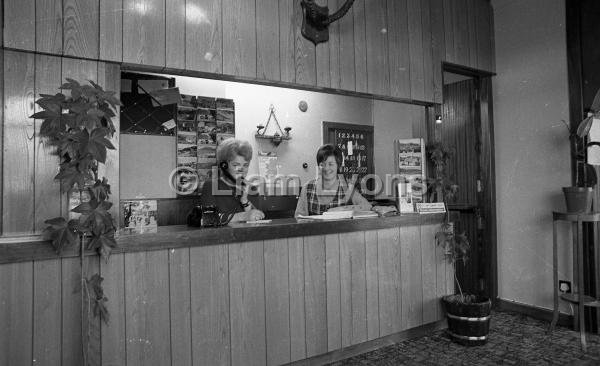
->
[429,65,497,300]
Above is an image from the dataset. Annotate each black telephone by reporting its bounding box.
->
[187,205,235,228]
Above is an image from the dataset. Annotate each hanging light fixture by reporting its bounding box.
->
[435,115,443,124]
[255,105,292,147]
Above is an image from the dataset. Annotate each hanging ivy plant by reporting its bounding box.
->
[31,79,121,334]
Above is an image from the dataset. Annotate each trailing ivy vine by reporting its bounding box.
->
[31,78,121,363]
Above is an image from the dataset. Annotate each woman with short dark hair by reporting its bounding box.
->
[295,144,372,217]
[200,139,265,222]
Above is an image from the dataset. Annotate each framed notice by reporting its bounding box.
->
[323,122,374,195]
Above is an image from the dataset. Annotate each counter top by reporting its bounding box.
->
[0,213,449,264]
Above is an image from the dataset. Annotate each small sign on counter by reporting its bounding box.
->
[415,202,446,214]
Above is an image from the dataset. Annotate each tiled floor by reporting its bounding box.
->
[328,311,600,365]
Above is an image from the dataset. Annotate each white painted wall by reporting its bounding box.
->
[492,0,573,312]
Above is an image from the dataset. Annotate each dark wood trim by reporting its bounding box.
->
[495,298,573,329]
[121,63,438,107]
[566,0,584,186]
[480,76,498,302]
[439,63,498,301]
[286,319,447,366]
[443,62,496,78]
[0,213,453,264]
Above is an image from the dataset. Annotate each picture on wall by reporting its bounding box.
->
[122,200,158,234]
[177,131,197,145]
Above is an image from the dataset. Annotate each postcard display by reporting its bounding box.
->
[394,138,426,213]
[176,95,235,194]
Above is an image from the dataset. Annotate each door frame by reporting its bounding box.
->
[436,62,498,303]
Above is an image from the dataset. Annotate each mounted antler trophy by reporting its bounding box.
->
[300,0,356,45]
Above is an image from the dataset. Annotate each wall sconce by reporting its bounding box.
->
[256,105,292,147]
[435,115,443,124]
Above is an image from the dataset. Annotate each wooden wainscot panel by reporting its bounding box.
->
[352,0,367,93]
[316,40,331,88]
[340,231,367,347]
[101,253,127,366]
[264,238,292,365]
[288,238,306,361]
[123,0,166,67]
[325,233,342,351]
[328,0,341,89]
[303,235,327,357]
[63,0,100,59]
[407,0,426,102]
[387,0,411,99]
[400,225,423,330]
[169,248,192,366]
[365,230,380,340]
[421,0,435,104]
[229,240,267,366]
[32,260,62,365]
[453,0,470,67]
[124,251,171,366]
[466,0,479,68]
[377,227,402,336]
[223,0,257,78]
[365,0,389,96]
[166,0,186,69]
[315,0,330,88]
[36,0,63,54]
[288,237,307,361]
[34,54,62,233]
[279,0,296,84]
[186,0,223,74]
[4,0,35,51]
[100,0,124,62]
[3,50,35,236]
[257,0,281,81]
[430,0,445,104]
[190,244,230,366]
[435,226,449,319]
[61,256,101,365]
[337,0,355,92]
[0,262,34,366]
[421,223,440,323]
[293,0,317,86]
[443,0,456,64]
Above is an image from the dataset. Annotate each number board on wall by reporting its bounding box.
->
[323,122,374,194]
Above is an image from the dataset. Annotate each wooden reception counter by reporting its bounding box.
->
[0,214,454,366]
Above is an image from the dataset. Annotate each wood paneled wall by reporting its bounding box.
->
[0,1,495,235]
[1,50,120,236]
[3,0,495,104]
[0,225,453,366]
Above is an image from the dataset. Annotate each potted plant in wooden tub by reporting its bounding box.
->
[427,141,492,346]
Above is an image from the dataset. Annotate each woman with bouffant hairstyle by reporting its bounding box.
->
[295,144,371,217]
[199,138,265,222]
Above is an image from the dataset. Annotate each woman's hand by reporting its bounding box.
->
[245,209,265,221]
